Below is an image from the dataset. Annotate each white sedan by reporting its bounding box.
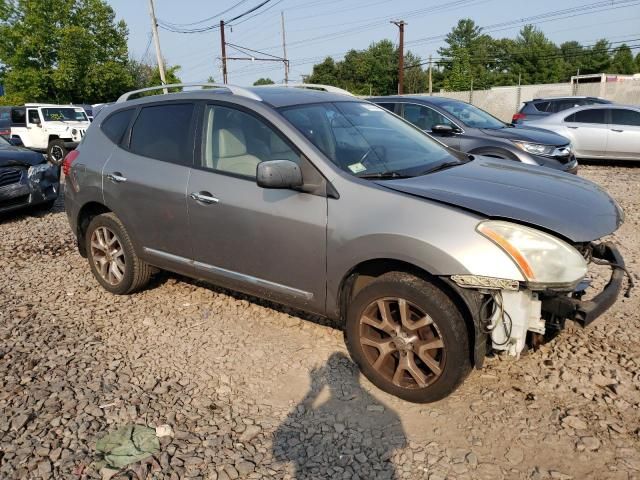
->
[525,104,640,161]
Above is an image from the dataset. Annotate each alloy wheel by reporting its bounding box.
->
[90,226,126,285]
[359,297,445,389]
[50,145,65,164]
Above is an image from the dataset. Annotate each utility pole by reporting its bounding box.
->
[428,54,433,95]
[391,20,406,94]
[220,20,228,84]
[148,0,168,93]
[281,11,289,84]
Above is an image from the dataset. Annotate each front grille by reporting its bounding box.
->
[0,167,22,187]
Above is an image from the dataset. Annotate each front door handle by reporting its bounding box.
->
[567,126,579,129]
[611,129,624,133]
[190,192,219,204]
[106,172,127,183]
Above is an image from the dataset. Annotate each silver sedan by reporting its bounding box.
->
[526,104,640,161]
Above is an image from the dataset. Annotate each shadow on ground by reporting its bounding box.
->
[272,352,407,479]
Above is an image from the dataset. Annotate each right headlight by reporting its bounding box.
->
[513,141,555,156]
[477,220,587,288]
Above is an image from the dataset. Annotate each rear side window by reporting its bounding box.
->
[129,103,195,164]
[11,108,26,124]
[377,103,397,113]
[101,109,135,144]
[611,108,640,126]
[532,101,550,112]
[565,109,606,124]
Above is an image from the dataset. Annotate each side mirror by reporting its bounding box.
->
[257,160,303,189]
[431,124,456,135]
[9,137,23,147]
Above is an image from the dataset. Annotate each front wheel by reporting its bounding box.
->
[47,140,68,166]
[345,272,471,403]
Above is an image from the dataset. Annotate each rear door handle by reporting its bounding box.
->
[567,126,579,129]
[190,192,219,204]
[611,129,624,132]
[106,173,127,183]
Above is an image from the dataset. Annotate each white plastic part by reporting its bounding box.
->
[116,83,262,103]
[490,290,544,356]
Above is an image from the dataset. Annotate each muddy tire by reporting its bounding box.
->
[345,272,471,403]
[47,140,67,166]
[85,213,153,294]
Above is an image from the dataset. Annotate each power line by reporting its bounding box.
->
[159,0,251,28]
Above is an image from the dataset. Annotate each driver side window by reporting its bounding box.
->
[402,104,453,131]
[202,105,300,178]
[27,110,40,124]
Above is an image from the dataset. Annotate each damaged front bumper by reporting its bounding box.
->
[0,163,60,213]
[541,242,626,327]
[447,242,628,364]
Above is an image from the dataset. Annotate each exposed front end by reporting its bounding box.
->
[450,221,629,359]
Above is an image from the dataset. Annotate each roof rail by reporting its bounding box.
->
[266,83,354,97]
[116,83,262,103]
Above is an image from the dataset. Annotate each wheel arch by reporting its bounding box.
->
[75,201,112,257]
[468,146,519,161]
[48,134,60,142]
[337,258,484,368]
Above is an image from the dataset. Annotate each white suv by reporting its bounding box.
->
[10,104,90,165]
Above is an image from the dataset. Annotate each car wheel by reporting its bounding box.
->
[85,213,153,294]
[345,272,471,403]
[47,140,67,166]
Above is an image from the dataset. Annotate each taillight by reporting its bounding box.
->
[512,113,526,123]
[0,129,10,136]
[62,149,80,176]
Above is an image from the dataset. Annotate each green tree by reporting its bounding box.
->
[253,77,275,86]
[443,46,473,91]
[610,44,635,74]
[583,39,611,74]
[403,52,428,94]
[510,25,564,84]
[0,0,132,104]
[439,19,494,89]
[307,57,339,86]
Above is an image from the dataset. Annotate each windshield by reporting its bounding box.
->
[41,108,88,122]
[438,101,505,129]
[280,102,456,178]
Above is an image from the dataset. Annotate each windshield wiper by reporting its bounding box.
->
[419,160,462,176]
[358,171,409,179]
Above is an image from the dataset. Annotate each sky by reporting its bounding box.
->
[106,0,640,87]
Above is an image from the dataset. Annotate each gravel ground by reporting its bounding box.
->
[1,165,639,480]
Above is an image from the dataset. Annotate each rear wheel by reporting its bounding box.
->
[47,140,67,166]
[85,213,153,294]
[345,272,471,403]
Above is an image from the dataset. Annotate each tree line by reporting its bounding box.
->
[307,19,640,95]
[1,1,639,103]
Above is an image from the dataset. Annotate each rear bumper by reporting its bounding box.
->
[541,243,625,326]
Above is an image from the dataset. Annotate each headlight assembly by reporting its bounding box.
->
[477,220,587,288]
[513,141,555,156]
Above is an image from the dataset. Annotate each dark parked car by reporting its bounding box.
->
[64,83,627,403]
[369,96,578,173]
[512,96,612,124]
[0,135,60,214]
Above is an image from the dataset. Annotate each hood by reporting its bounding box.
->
[480,126,569,146]
[376,157,622,243]
[0,143,46,167]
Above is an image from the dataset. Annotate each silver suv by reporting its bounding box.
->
[64,83,628,403]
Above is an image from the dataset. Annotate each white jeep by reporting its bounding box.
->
[10,104,90,165]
